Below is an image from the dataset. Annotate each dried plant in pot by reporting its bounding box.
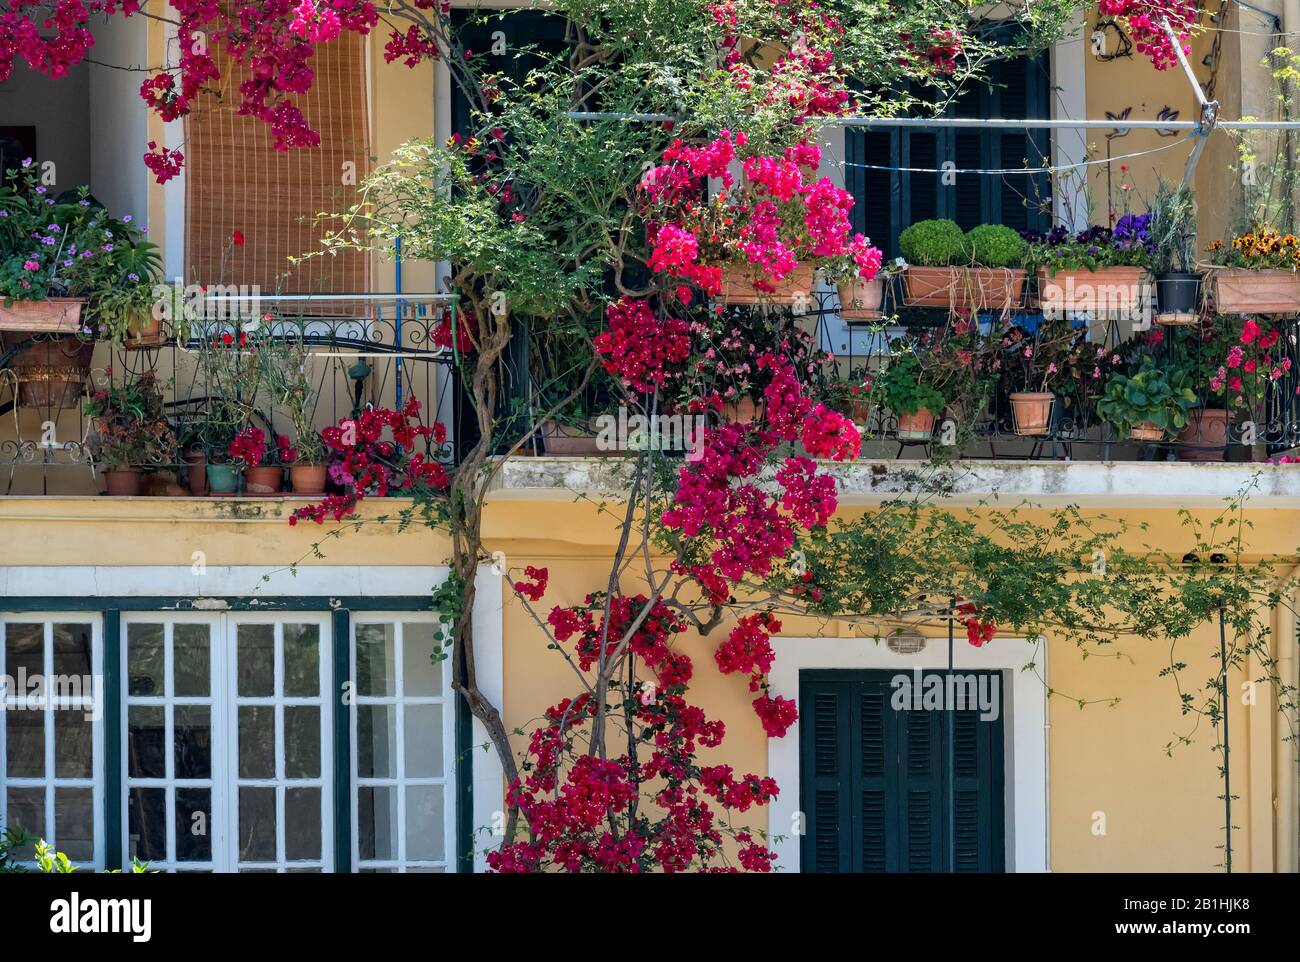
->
[1147,177,1201,323]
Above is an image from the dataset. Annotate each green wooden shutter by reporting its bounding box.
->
[800,670,1005,873]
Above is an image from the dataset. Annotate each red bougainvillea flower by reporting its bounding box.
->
[231,229,245,247]
[514,565,549,602]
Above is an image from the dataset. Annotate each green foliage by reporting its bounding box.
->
[875,350,946,415]
[898,218,969,266]
[1148,178,1198,274]
[965,223,1026,268]
[1096,355,1199,437]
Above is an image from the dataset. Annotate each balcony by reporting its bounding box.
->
[0,294,458,496]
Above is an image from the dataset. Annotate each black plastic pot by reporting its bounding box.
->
[1155,272,1202,315]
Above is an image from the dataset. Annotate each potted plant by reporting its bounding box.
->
[257,325,328,493]
[874,349,946,440]
[1096,354,1198,442]
[997,318,1079,436]
[231,426,283,495]
[1207,227,1300,313]
[641,134,881,307]
[898,219,1027,312]
[1027,214,1152,321]
[821,367,875,429]
[1147,178,1201,323]
[824,249,896,321]
[1203,315,1291,460]
[84,370,176,495]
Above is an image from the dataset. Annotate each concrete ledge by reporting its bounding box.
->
[491,456,1300,508]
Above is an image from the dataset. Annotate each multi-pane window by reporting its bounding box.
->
[123,614,332,872]
[0,616,102,867]
[352,617,455,873]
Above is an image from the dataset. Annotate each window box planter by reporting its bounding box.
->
[718,263,816,307]
[903,266,1025,312]
[1037,266,1145,319]
[836,278,885,321]
[542,420,608,456]
[0,297,86,333]
[1009,391,1054,436]
[1209,268,1300,314]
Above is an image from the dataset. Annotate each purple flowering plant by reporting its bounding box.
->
[1022,213,1156,276]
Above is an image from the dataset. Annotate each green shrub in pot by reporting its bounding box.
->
[1096,355,1198,439]
[897,218,969,266]
[965,223,1026,268]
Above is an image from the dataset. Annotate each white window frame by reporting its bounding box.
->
[350,613,457,873]
[120,612,333,872]
[0,613,104,869]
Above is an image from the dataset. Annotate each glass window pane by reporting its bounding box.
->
[127,705,165,779]
[238,787,276,862]
[175,788,212,862]
[357,785,398,861]
[236,624,275,697]
[405,786,444,861]
[285,787,321,860]
[238,706,275,779]
[355,623,395,696]
[284,706,321,779]
[126,623,165,697]
[402,622,442,696]
[284,624,320,697]
[174,705,212,780]
[5,706,44,777]
[5,787,45,852]
[127,787,166,862]
[54,787,94,861]
[55,708,93,778]
[173,624,211,697]
[404,703,443,778]
[52,623,92,678]
[357,705,397,779]
[5,623,43,680]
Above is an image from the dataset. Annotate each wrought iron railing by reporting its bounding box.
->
[0,294,461,495]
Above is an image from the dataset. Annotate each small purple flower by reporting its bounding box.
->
[34,186,46,194]
[0,210,8,217]
[78,199,91,207]
[63,259,73,268]
[21,157,31,168]
[81,250,93,259]
[122,215,132,223]
[102,244,114,252]
[41,236,55,245]
[127,272,139,282]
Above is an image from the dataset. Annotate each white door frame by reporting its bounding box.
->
[766,635,1049,873]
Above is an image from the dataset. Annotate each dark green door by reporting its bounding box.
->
[800,669,1005,872]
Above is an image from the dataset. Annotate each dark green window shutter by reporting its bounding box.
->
[800,670,1005,873]
[845,53,1051,259]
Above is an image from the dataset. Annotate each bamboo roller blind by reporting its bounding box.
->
[184,32,371,295]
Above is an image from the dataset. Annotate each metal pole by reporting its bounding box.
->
[947,600,956,874]
[566,111,1300,131]
[1218,603,1232,873]
[1160,18,1221,189]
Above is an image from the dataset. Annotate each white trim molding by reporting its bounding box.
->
[470,567,506,872]
[767,635,1049,873]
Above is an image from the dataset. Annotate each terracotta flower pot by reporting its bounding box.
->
[542,420,607,456]
[1129,421,1164,442]
[721,397,763,424]
[904,266,1025,312]
[0,333,96,408]
[244,464,284,495]
[718,263,816,307]
[206,463,239,495]
[184,449,208,495]
[290,464,328,495]
[124,308,166,349]
[895,407,936,440]
[1037,266,1145,319]
[847,397,874,428]
[837,278,885,321]
[1211,269,1300,314]
[103,468,143,496]
[1177,408,1228,462]
[1009,392,1054,436]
